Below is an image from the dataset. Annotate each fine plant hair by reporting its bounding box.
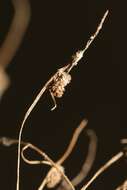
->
[0,0,31,99]
[0,119,97,190]
[16,10,109,190]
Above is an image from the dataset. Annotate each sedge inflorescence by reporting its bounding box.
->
[49,71,71,98]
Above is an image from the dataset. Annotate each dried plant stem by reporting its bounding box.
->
[57,119,88,164]
[72,129,97,186]
[67,10,109,73]
[21,144,51,166]
[0,137,50,165]
[17,118,96,190]
[0,137,74,190]
[0,0,31,98]
[16,67,67,190]
[16,10,109,190]
[82,10,109,53]
[38,178,47,190]
[0,0,31,69]
[22,144,75,190]
[56,129,97,190]
[0,67,10,99]
[38,119,88,190]
[115,180,127,190]
[81,152,124,190]
[22,119,88,189]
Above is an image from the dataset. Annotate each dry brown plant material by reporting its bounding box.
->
[0,9,125,190]
[16,9,108,190]
[57,129,97,190]
[116,180,127,190]
[0,0,31,99]
[22,144,74,190]
[71,129,97,186]
[1,136,126,190]
[0,118,97,190]
[0,118,86,190]
[0,137,74,190]
[38,119,89,190]
[0,66,10,99]
[57,119,88,165]
[81,151,124,190]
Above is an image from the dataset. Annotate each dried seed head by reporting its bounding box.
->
[46,165,64,188]
[49,71,71,98]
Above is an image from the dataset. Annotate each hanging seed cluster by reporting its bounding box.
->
[49,71,71,98]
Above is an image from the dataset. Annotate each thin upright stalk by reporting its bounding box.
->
[16,10,109,190]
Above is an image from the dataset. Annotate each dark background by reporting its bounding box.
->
[0,0,125,190]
